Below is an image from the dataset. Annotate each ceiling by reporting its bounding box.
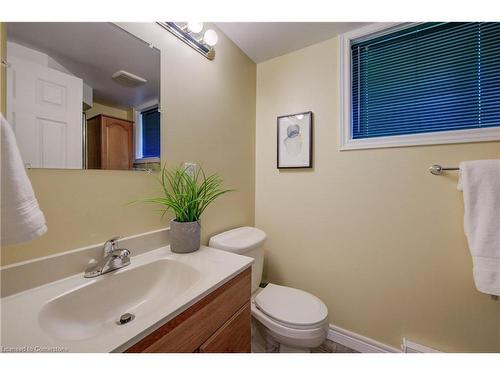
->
[6,22,160,108]
[215,22,372,63]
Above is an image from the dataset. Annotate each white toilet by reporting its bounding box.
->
[209,226,329,353]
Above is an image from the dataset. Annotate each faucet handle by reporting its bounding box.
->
[103,236,121,254]
[111,248,130,260]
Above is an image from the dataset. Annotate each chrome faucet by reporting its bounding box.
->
[84,237,131,278]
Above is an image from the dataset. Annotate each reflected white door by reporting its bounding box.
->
[6,56,83,169]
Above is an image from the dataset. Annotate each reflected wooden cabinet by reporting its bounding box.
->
[86,115,134,170]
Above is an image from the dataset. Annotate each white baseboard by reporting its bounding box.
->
[327,324,400,353]
[401,338,440,353]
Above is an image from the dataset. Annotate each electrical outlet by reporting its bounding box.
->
[184,162,197,177]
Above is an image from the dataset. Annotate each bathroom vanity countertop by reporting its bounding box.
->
[0,246,253,353]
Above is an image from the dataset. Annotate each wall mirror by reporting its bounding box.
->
[5,22,161,171]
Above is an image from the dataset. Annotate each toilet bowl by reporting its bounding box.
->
[209,227,329,353]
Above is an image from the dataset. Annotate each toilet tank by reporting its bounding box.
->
[209,227,266,293]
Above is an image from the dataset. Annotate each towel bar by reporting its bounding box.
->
[429,164,459,175]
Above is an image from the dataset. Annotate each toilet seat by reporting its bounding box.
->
[251,286,329,350]
[254,284,328,330]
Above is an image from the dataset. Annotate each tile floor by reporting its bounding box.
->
[258,339,359,353]
[312,339,359,353]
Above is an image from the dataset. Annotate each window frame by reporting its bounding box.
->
[339,23,500,151]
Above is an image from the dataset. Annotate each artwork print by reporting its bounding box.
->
[277,111,312,168]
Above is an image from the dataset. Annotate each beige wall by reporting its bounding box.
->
[256,37,500,352]
[1,23,256,265]
[119,22,256,246]
[85,99,134,121]
[0,23,6,115]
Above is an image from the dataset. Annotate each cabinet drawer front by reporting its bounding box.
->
[125,267,251,353]
[199,303,251,353]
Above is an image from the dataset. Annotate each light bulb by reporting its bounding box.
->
[203,29,218,47]
[187,22,203,34]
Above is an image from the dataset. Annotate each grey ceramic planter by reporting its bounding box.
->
[170,219,201,253]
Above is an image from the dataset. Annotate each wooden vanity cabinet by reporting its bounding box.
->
[86,114,134,170]
[125,267,251,353]
[199,303,251,353]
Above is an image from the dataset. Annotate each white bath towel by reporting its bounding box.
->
[1,114,47,246]
[457,159,500,296]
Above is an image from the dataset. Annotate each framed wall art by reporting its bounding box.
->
[277,111,312,169]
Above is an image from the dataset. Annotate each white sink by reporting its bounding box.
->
[1,246,252,352]
[38,259,200,341]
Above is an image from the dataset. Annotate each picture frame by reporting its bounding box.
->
[277,111,313,169]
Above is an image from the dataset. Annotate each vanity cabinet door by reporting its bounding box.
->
[199,303,251,353]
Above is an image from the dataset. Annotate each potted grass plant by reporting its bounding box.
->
[141,165,233,253]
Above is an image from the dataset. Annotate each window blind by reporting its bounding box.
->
[141,108,160,158]
[351,22,500,139]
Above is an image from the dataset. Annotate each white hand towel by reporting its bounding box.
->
[1,114,47,246]
[457,159,500,296]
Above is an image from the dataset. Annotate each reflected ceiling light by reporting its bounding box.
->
[186,22,203,34]
[296,114,304,120]
[203,29,218,47]
[111,70,147,87]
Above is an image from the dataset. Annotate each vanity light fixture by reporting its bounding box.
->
[157,22,218,60]
[186,22,203,34]
[203,29,218,47]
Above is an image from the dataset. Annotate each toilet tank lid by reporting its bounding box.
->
[209,227,266,254]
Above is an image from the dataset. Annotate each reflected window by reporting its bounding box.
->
[141,108,160,158]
